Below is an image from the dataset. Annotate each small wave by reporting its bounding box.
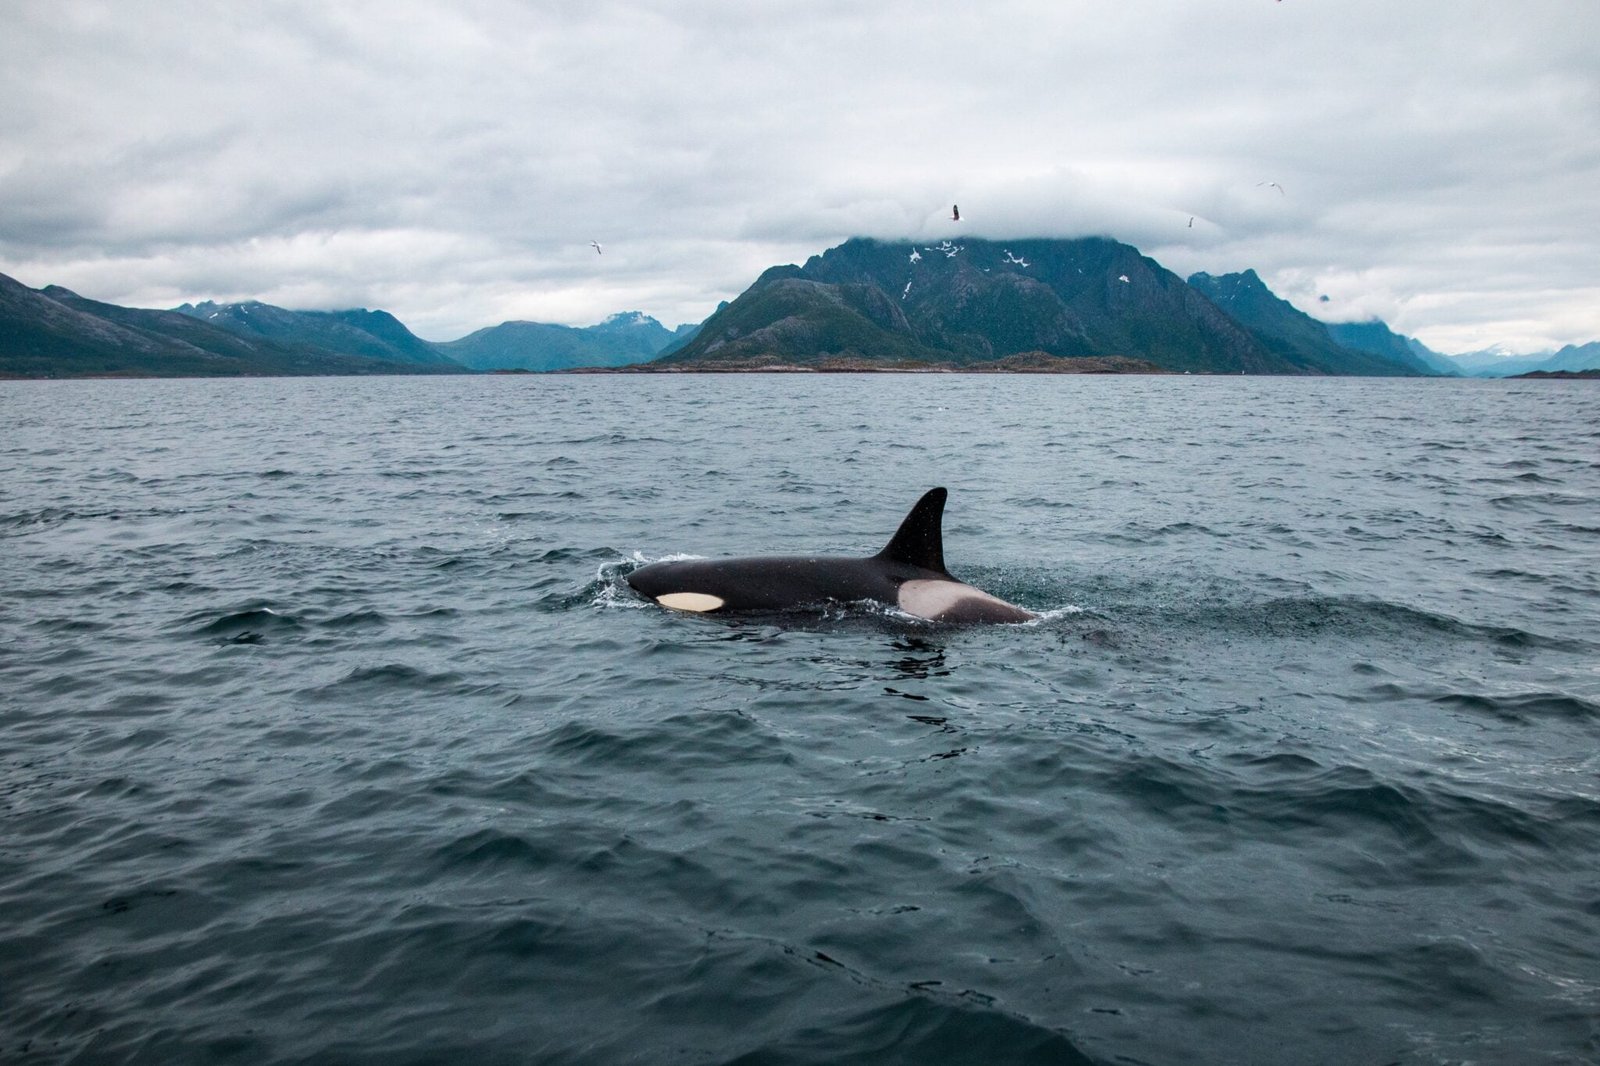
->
[0,505,184,532]
[182,603,305,644]
[1206,594,1593,653]
[432,827,561,871]
[1472,471,1564,486]
[534,713,796,776]
[1005,496,1078,510]
[337,663,464,687]
[300,663,479,701]
[712,989,1100,1066]
[494,510,565,522]
[1432,691,1600,723]
[1109,754,1563,861]
[529,546,625,564]
[1,505,81,531]
[1490,492,1594,510]
[321,608,389,632]
[1225,750,1325,776]
[31,615,112,634]
[1473,567,1545,582]
[551,431,669,445]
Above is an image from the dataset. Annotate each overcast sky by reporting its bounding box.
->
[3,1,1597,352]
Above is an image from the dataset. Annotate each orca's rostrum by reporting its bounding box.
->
[626,488,1036,624]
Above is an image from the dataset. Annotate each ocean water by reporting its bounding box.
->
[2,373,1597,1066]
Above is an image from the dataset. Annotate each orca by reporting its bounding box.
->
[626,488,1037,624]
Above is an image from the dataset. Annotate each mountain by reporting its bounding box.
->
[1446,347,1555,377]
[1442,343,1600,377]
[1326,320,1460,376]
[1534,341,1600,374]
[437,311,690,371]
[657,237,1434,375]
[1406,337,1465,376]
[1453,343,1600,376]
[0,272,463,378]
[175,301,459,366]
[1187,271,1427,376]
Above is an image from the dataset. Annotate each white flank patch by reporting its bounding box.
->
[896,579,1011,620]
[656,592,725,613]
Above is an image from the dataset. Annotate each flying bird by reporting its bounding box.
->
[1257,181,1285,196]
[1188,216,1194,228]
[590,241,603,254]
[951,204,960,222]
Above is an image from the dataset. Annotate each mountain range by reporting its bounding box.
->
[0,271,693,378]
[4,238,1596,378]
[0,272,464,378]
[434,312,699,372]
[175,301,458,367]
[661,237,1441,376]
[1443,342,1600,378]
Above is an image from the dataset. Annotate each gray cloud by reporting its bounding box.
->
[2,0,1596,350]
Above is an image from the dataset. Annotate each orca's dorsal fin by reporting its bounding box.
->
[874,487,950,576]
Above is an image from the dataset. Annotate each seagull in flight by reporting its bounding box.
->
[950,204,960,222]
[590,241,603,254]
[1188,216,1194,228]
[1257,181,1285,196]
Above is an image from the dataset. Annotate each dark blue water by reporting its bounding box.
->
[3,374,1598,1065]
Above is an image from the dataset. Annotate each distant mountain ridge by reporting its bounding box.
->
[0,272,464,378]
[1446,342,1600,377]
[1312,320,1465,372]
[660,237,1430,375]
[175,301,459,366]
[0,270,700,377]
[1325,320,1460,377]
[176,300,697,373]
[4,255,1592,378]
[1539,341,1600,373]
[1187,270,1430,376]
[438,311,697,372]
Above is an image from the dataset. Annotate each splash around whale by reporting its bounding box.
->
[625,488,1038,624]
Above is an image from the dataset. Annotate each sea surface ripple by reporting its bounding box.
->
[2,374,1598,1065]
